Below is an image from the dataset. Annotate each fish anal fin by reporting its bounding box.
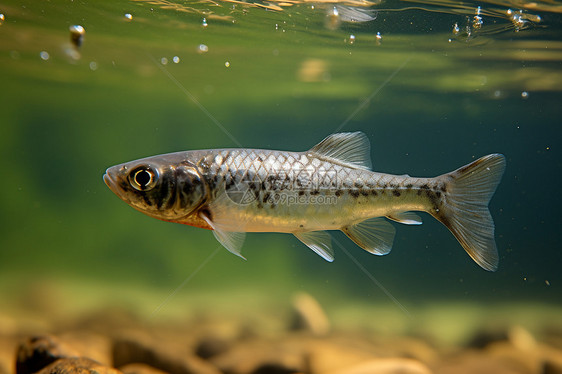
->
[200,211,247,260]
[342,217,395,255]
[294,231,334,262]
[309,132,372,170]
[386,211,423,225]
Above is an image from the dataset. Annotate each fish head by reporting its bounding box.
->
[103,153,207,221]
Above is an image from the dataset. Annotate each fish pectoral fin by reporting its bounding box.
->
[294,231,334,262]
[200,211,247,260]
[212,230,247,260]
[386,211,423,225]
[342,217,396,255]
[309,132,372,170]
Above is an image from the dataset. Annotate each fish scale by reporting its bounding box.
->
[104,132,506,271]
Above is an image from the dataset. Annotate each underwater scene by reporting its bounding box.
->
[1,0,562,373]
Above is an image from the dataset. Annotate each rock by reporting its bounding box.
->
[433,350,536,374]
[119,363,169,374]
[305,338,381,374]
[466,329,509,349]
[486,341,541,374]
[382,336,439,365]
[36,357,121,374]
[66,308,140,337]
[0,336,17,374]
[251,363,302,374]
[508,326,538,351]
[210,337,306,374]
[16,335,79,374]
[544,360,562,374]
[322,358,432,374]
[540,344,562,374]
[195,335,231,359]
[59,331,113,366]
[112,332,220,374]
[289,293,330,336]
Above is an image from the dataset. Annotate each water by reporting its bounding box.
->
[1,0,561,347]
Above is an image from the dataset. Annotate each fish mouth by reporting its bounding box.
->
[103,170,126,201]
[103,171,116,192]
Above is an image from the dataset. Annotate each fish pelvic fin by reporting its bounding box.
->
[434,154,506,271]
[294,231,334,262]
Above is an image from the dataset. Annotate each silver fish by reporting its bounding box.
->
[103,132,506,271]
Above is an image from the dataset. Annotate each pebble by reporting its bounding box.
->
[16,335,79,374]
[324,358,432,374]
[195,335,231,359]
[113,332,220,374]
[306,339,381,373]
[58,332,112,366]
[4,301,562,374]
[210,337,305,374]
[36,357,121,374]
[289,292,330,335]
[119,363,169,374]
[0,337,14,374]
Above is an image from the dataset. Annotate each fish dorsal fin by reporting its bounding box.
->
[200,211,247,260]
[294,231,334,262]
[342,217,395,255]
[386,211,423,225]
[309,132,372,170]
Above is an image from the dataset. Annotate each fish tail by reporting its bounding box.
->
[433,154,506,271]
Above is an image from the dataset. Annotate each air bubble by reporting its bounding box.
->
[124,13,133,21]
[452,23,460,35]
[40,51,50,60]
[89,61,98,70]
[511,11,527,31]
[473,15,483,29]
[202,18,208,27]
[173,56,180,63]
[349,34,355,44]
[521,91,529,99]
[161,57,168,65]
[0,13,5,24]
[375,32,382,45]
[225,61,230,67]
[198,44,209,53]
[326,6,341,30]
[69,25,85,48]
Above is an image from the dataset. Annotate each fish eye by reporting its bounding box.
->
[129,166,158,191]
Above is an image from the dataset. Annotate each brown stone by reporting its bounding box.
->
[16,335,79,374]
[541,344,562,374]
[36,357,121,374]
[305,338,381,374]
[112,332,220,374]
[322,358,432,374]
[289,293,330,336]
[195,335,231,359]
[0,336,16,374]
[210,337,306,374]
[433,350,535,374]
[119,363,169,374]
[59,332,113,366]
[486,341,541,374]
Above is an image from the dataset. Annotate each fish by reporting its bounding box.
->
[103,132,506,271]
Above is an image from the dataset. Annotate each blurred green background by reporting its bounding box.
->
[1,0,561,337]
